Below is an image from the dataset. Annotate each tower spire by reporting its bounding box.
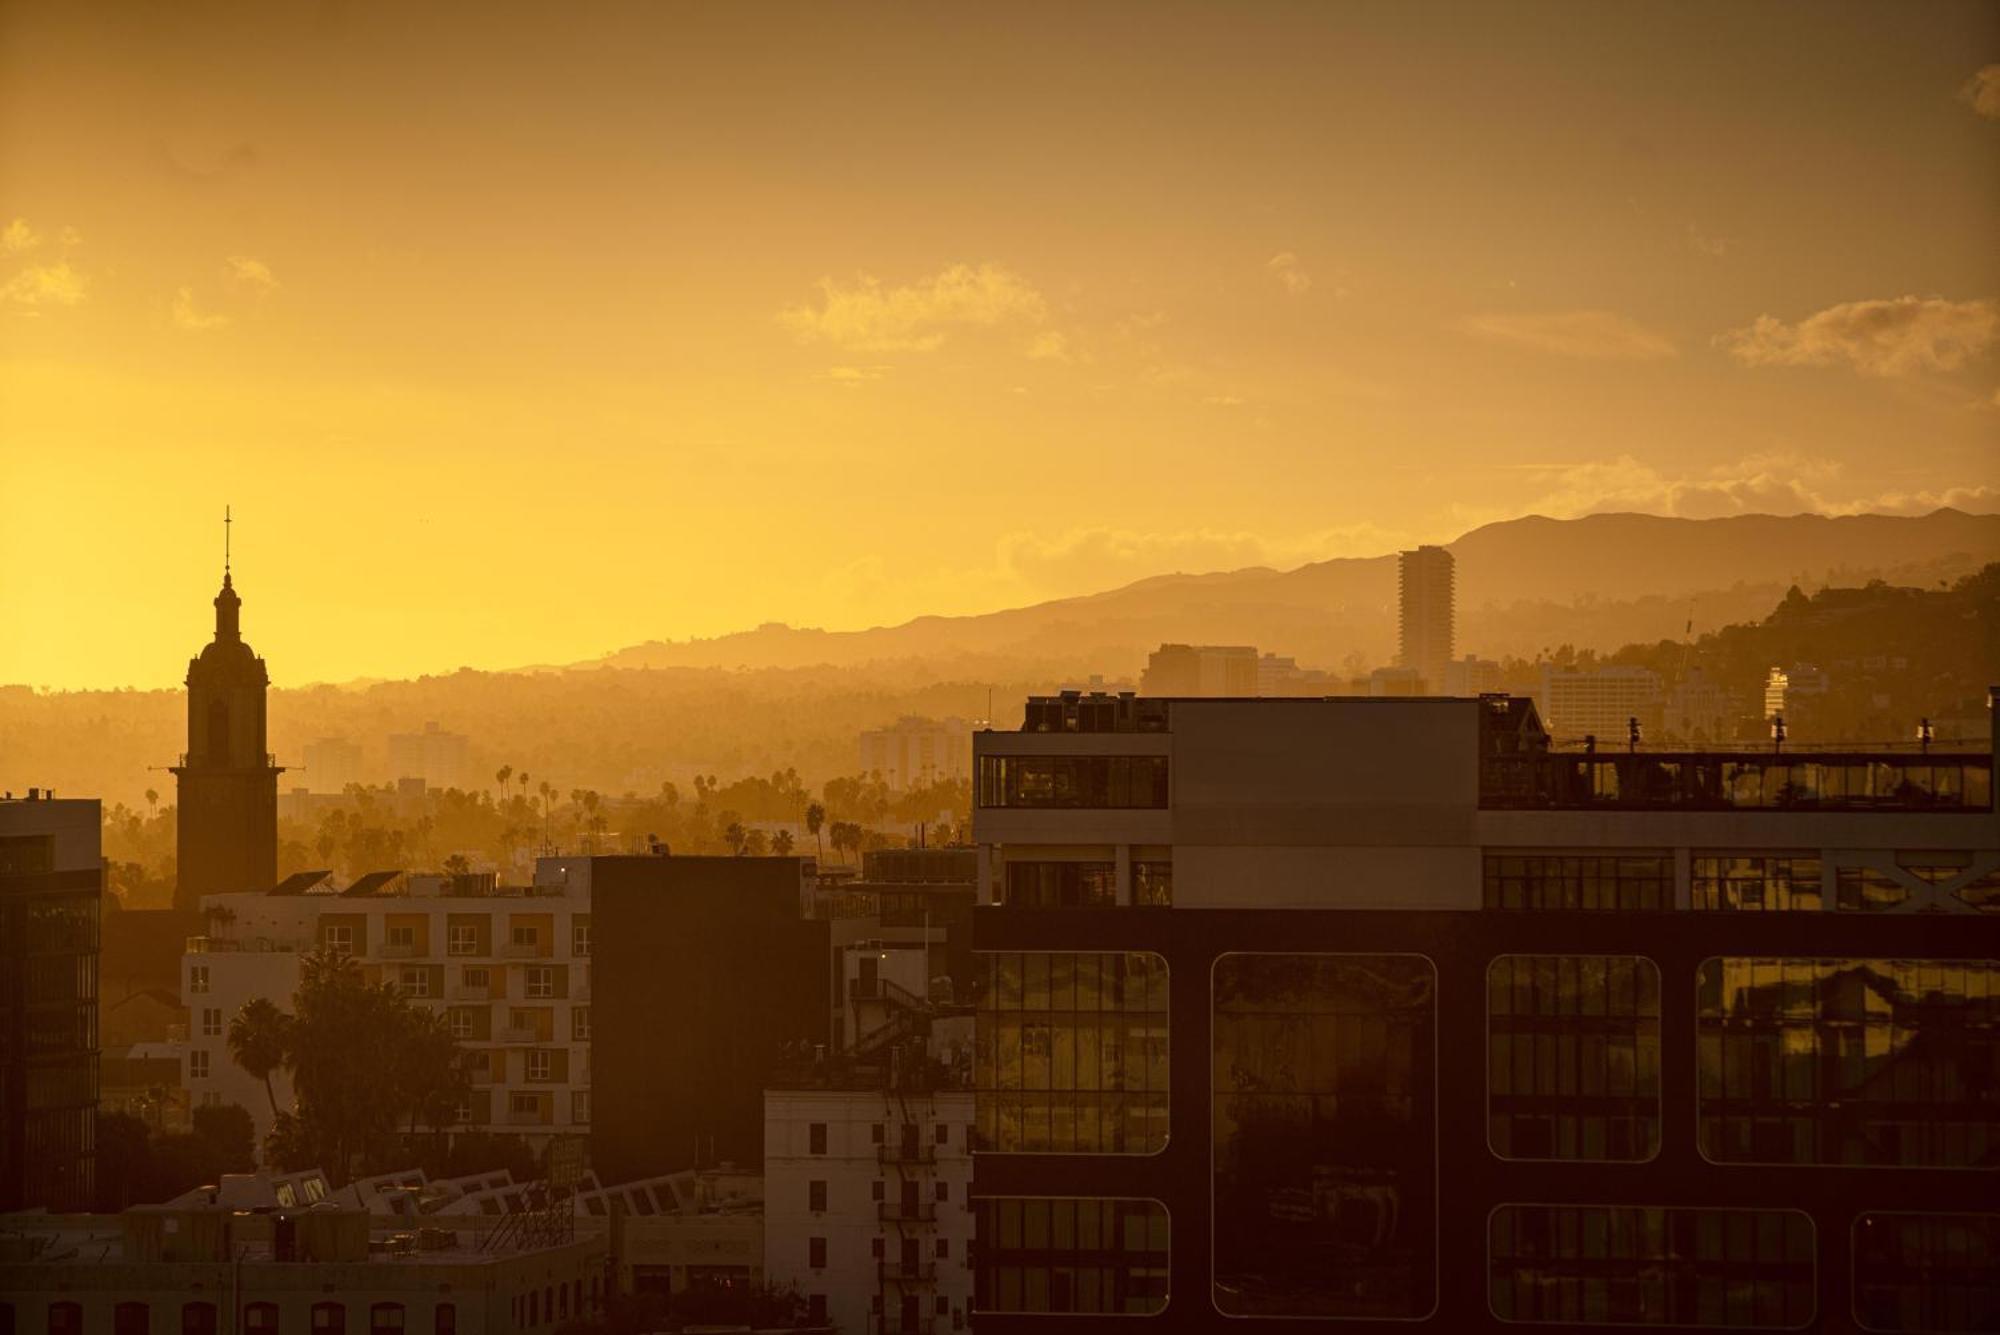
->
[214,508,241,640]
[224,504,232,581]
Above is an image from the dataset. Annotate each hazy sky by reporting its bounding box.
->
[3,1,1996,688]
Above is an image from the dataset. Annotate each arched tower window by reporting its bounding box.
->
[207,698,230,764]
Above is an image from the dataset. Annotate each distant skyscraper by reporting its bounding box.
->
[387,721,471,792]
[1397,545,1455,692]
[171,549,283,909]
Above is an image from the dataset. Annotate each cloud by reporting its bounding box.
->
[171,286,230,331]
[225,255,279,294]
[1457,309,1677,361]
[3,219,41,255]
[818,365,891,386]
[1267,252,1312,297]
[1721,296,1997,376]
[1513,453,2000,521]
[1025,330,1071,361]
[779,263,1048,352]
[3,262,86,309]
[1961,65,2000,119]
[1686,223,1734,259]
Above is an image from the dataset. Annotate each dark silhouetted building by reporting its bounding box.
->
[1397,544,1455,693]
[591,855,830,1185]
[969,690,1999,1330]
[1,791,102,1211]
[171,566,282,910]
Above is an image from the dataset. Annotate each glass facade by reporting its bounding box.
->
[1697,958,2000,1167]
[1484,853,1672,911]
[976,755,1169,809]
[1852,1212,2000,1333]
[1837,868,1911,912]
[974,952,1169,1154]
[1488,955,1661,1161]
[1132,860,1172,907]
[1481,752,1993,812]
[1004,861,1115,909]
[1489,1205,1814,1327]
[1213,953,1436,1318]
[1693,855,1823,911]
[973,1197,1169,1315]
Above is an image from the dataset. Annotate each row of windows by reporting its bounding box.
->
[807,1232,961,1266]
[16,1302,452,1335]
[1001,860,1175,909]
[1481,753,1994,812]
[964,1203,1999,1328]
[976,952,1999,1170]
[1486,852,1999,913]
[804,1174,963,1212]
[321,921,591,956]
[803,1119,956,1154]
[974,952,1170,1154]
[976,755,1170,809]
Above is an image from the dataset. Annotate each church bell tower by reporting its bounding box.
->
[171,511,282,910]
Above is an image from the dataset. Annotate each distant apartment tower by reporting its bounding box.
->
[1141,644,1259,697]
[858,717,972,791]
[1539,665,1664,743]
[1396,545,1455,693]
[300,736,363,795]
[1,792,101,1211]
[1443,655,1504,696]
[388,722,471,792]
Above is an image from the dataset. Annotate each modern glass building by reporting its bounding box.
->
[970,691,1999,1332]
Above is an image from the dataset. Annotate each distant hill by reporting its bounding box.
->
[590,509,2000,674]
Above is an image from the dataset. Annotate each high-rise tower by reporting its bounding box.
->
[171,520,282,909]
[1396,545,1455,693]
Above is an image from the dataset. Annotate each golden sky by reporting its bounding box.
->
[3,1,1997,688]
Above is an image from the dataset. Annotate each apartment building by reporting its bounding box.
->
[1,791,102,1212]
[182,861,592,1149]
[859,718,974,791]
[765,1085,975,1335]
[1142,645,1259,698]
[969,689,1998,1331]
[1538,663,1666,744]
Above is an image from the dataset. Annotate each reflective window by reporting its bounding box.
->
[1693,855,1823,911]
[1853,1212,2000,1333]
[976,755,1169,809]
[244,1305,278,1334]
[1697,958,2000,1167]
[1489,956,1661,1161]
[1213,953,1436,1318]
[973,1198,1168,1315]
[48,1305,81,1335]
[115,1304,150,1335]
[1133,860,1173,907]
[1484,852,1671,910]
[1837,869,1911,912]
[1004,861,1115,909]
[182,1305,218,1335]
[368,1308,403,1335]
[974,952,1169,1154]
[1489,1205,1813,1327]
[311,1304,345,1335]
[1956,868,2000,912]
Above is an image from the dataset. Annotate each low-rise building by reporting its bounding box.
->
[181,861,592,1151]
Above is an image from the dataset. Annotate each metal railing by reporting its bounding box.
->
[878,1201,938,1225]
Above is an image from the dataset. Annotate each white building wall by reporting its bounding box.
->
[764,1088,974,1335]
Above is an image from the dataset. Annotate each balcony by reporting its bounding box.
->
[877,1202,937,1225]
[500,941,544,959]
[877,1261,936,1285]
[507,1107,550,1127]
[379,942,420,960]
[497,1025,541,1044]
[454,985,491,1002]
[877,1143,937,1167]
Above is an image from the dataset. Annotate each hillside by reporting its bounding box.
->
[591,509,2000,673]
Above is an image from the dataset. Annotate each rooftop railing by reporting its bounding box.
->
[1481,750,1994,812]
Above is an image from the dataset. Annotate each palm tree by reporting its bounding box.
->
[537,781,554,848]
[772,829,795,856]
[495,766,513,809]
[228,998,293,1118]
[805,802,826,862]
[724,821,748,856]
